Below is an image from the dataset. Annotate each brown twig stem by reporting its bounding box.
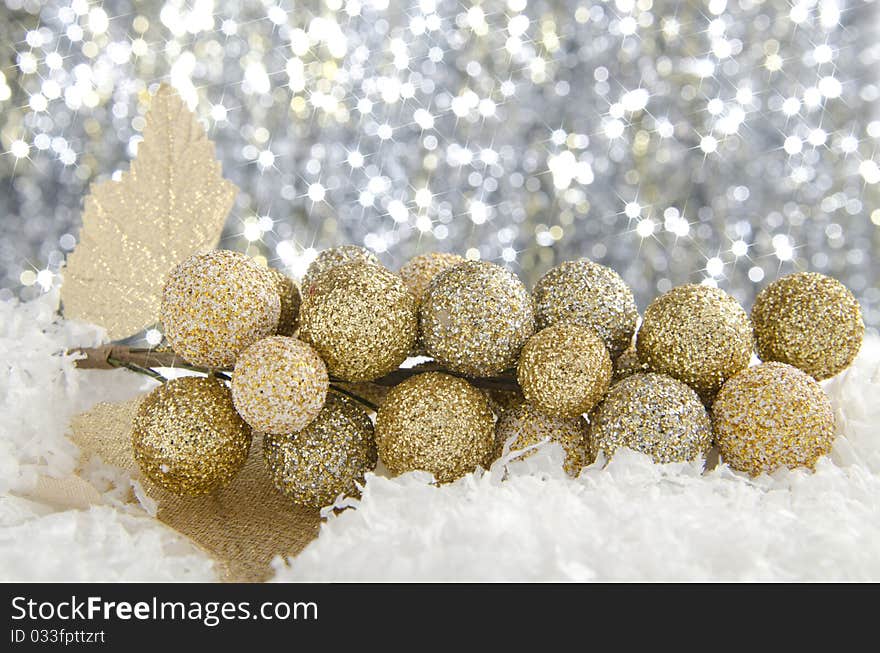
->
[69,345,522,403]
[328,385,380,412]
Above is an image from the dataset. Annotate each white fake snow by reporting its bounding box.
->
[0,292,215,581]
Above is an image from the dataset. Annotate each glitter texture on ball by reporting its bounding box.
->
[132,376,252,496]
[637,284,753,401]
[420,261,535,376]
[269,268,301,337]
[299,261,418,382]
[589,373,713,464]
[160,250,280,368]
[263,393,377,509]
[494,403,592,477]
[533,259,639,360]
[231,336,328,434]
[301,245,381,291]
[375,372,495,483]
[517,323,612,418]
[712,362,835,476]
[484,388,527,416]
[399,251,466,355]
[611,345,648,384]
[751,272,864,380]
[399,252,466,302]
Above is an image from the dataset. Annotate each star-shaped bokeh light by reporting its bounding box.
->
[0,0,877,329]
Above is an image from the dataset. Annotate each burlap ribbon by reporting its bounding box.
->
[54,399,321,582]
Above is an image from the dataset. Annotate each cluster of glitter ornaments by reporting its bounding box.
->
[129,244,864,509]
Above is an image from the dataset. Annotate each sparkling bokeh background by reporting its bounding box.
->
[1,0,878,330]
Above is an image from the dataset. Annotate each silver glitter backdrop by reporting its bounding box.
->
[1,0,878,329]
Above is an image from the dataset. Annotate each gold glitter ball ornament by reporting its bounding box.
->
[637,284,752,401]
[398,252,466,302]
[263,393,377,509]
[611,345,648,384]
[420,261,535,376]
[132,377,252,496]
[399,252,467,356]
[589,373,713,464]
[517,323,612,418]
[161,250,281,368]
[484,388,527,416]
[751,272,864,380]
[712,362,835,476]
[269,268,301,336]
[299,261,418,382]
[494,403,592,476]
[533,259,638,360]
[231,336,328,434]
[375,372,495,483]
[301,245,381,291]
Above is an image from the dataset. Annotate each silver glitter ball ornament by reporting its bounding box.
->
[533,258,638,360]
[263,393,377,509]
[420,261,535,376]
[589,372,713,464]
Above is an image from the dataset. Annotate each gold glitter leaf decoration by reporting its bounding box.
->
[61,84,237,340]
